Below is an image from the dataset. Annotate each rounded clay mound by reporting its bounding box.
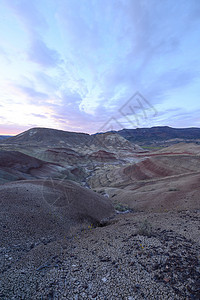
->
[0,179,114,245]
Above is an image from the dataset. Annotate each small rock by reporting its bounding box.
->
[135,284,141,289]
[92,293,97,298]
[82,283,88,289]
[30,243,35,249]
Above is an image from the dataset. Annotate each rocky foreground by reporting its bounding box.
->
[0,210,199,299]
[0,129,200,299]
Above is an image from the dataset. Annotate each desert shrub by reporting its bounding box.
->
[168,188,179,191]
[114,202,130,212]
[138,219,153,237]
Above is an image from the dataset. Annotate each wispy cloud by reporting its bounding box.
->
[16,85,49,100]
[1,0,200,134]
[32,113,47,119]
[4,0,48,34]
[28,38,62,68]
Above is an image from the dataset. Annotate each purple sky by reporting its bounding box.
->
[0,0,200,135]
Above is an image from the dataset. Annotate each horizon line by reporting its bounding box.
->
[1,124,200,137]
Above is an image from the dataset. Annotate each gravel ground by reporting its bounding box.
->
[0,210,200,299]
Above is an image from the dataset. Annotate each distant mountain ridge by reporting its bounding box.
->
[116,126,200,145]
[1,128,91,146]
[1,127,143,151]
[2,126,200,147]
[0,135,12,140]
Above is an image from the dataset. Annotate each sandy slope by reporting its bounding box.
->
[89,143,200,214]
[0,179,114,246]
[107,172,200,212]
[0,150,68,183]
[157,142,200,155]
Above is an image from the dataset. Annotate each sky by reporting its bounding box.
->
[0,0,200,135]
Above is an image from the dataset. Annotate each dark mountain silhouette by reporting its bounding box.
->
[2,127,200,145]
[117,126,200,144]
[0,135,11,140]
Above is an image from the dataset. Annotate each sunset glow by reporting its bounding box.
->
[1,0,200,135]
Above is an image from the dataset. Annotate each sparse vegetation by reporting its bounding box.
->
[141,146,164,150]
[114,201,130,212]
[137,219,153,237]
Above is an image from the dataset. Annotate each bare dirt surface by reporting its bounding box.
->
[0,150,69,184]
[0,210,199,299]
[106,172,200,213]
[0,130,200,299]
[89,146,200,216]
[0,179,113,244]
[0,128,143,185]
[157,142,200,155]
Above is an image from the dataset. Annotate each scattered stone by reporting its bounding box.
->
[0,211,199,299]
